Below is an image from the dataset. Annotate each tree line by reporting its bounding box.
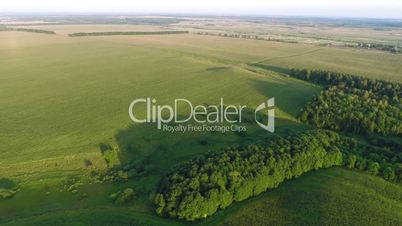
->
[69,30,188,37]
[0,27,56,34]
[196,32,299,44]
[154,130,400,221]
[289,68,401,99]
[345,42,401,54]
[351,135,401,181]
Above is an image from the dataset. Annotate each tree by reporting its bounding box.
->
[346,155,357,168]
[368,162,380,175]
[382,167,395,181]
[155,193,166,216]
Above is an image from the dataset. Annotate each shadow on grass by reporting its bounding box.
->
[108,66,318,168]
[249,63,292,75]
[0,178,16,189]
[247,77,319,117]
[111,110,308,173]
[205,66,232,72]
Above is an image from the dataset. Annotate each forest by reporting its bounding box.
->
[289,68,402,135]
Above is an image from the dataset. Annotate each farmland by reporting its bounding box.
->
[0,16,401,225]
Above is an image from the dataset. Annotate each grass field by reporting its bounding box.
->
[2,168,401,226]
[0,22,401,225]
[0,30,323,175]
[1,29,401,176]
[176,17,402,50]
[216,168,402,226]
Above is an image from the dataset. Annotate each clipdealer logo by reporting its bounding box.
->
[128,98,275,133]
[255,98,275,133]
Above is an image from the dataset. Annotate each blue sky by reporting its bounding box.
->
[1,0,402,19]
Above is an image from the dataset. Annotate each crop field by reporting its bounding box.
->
[0,17,401,226]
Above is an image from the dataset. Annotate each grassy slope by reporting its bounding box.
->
[0,31,321,176]
[3,168,401,226]
[1,32,400,171]
[215,168,402,226]
[0,30,319,222]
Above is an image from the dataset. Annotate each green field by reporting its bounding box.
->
[2,29,401,175]
[0,20,401,225]
[217,168,402,226]
[2,169,401,226]
[0,30,323,175]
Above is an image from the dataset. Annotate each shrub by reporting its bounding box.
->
[382,167,396,181]
[346,154,357,168]
[110,188,135,204]
[84,159,93,167]
[60,176,82,193]
[199,140,209,146]
[0,188,16,199]
[368,162,380,175]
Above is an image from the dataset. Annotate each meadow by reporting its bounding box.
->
[0,19,401,225]
[216,168,402,226]
[2,168,401,226]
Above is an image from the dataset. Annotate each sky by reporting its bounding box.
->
[1,0,402,19]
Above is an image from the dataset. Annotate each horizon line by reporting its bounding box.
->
[1,12,402,20]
